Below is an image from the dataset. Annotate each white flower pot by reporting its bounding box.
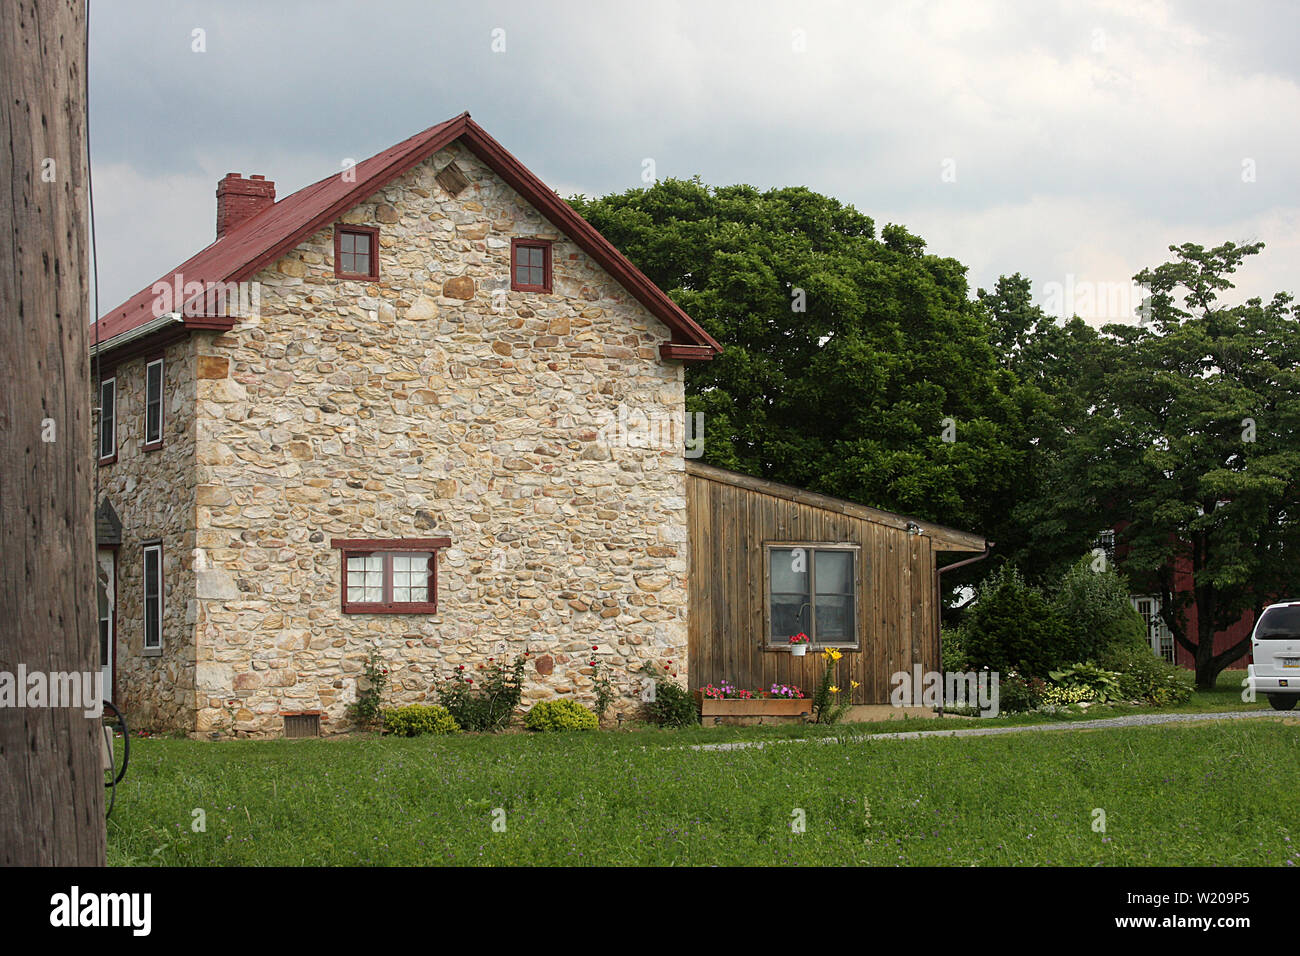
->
[791,644,807,657]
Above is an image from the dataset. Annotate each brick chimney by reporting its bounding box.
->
[215,173,275,238]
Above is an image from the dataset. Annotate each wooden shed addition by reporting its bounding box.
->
[686,462,987,706]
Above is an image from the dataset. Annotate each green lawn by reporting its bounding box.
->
[107,708,1300,866]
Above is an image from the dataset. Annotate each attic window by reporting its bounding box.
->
[511,239,551,293]
[435,161,470,198]
[335,225,379,280]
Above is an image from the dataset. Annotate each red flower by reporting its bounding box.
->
[466,678,474,684]
[592,646,599,651]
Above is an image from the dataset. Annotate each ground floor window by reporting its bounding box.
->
[142,542,163,653]
[765,542,860,648]
[1131,595,1175,663]
[332,537,450,613]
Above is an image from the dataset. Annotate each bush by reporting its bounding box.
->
[1047,661,1123,703]
[1050,558,1148,662]
[347,649,388,730]
[941,625,969,673]
[960,565,1065,678]
[381,704,460,736]
[524,699,599,732]
[998,672,1048,713]
[1099,642,1194,705]
[640,666,699,727]
[435,656,526,732]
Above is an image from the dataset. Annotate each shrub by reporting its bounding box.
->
[960,565,1064,678]
[347,649,388,730]
[524,699,599,732]
[1050,558,1148,662]
[940,625,969,673]
[435,655,526,732]
[381,704,460,736]
[1099,642,1194,705]
[1047,661,1123,704]
[998,672,1048,713]
[640,665,699,727]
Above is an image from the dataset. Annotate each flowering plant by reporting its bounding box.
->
[700,681,805,700]
[788,632,810,645]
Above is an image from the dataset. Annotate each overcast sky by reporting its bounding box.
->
[89,0,1299,324]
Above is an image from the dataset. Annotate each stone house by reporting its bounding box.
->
[92,113,984,736]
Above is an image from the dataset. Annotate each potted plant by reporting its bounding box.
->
[788,632,810,656]
[696,682,810,723]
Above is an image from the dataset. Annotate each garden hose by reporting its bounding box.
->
[102,699,129,818]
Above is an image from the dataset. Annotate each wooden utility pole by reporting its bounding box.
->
[0,0,106,865]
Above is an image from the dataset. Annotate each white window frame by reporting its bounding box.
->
[144,358,164,448]
[99,376,116,460]
[1131,595,1175,664]
[143,542,163,655]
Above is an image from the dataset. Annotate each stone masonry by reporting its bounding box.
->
[182,142,690,735]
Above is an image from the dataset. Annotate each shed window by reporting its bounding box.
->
[332,537,450,613]
[766,544,859,648]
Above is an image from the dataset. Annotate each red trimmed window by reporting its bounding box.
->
[332,538,450,614]
[335,225,379,280]
[511,238,551,292]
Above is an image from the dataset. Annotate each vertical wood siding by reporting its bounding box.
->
[687,472,942,704]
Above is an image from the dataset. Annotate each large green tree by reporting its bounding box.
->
[1071,241,1300,688]
[570,178,1027,540]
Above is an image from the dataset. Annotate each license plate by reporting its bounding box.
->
[1283,658,1300,668]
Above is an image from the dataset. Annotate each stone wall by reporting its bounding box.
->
[97,337,198,730]
[192,143,690,735]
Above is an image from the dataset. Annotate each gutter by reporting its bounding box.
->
[934,542,993,715]
[90,312,183,358]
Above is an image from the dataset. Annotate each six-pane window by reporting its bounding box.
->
[336,226,377,279]
[143,543,163,651]
[767,544,859,647]
[99,377,116,461]
[144,358,163,448]
[511,239,551,291]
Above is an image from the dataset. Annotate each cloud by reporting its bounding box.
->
[89,0,1300,314]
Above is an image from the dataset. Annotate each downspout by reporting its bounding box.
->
[934,542,993,715]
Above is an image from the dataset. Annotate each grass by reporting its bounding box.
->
[107,707,1299,866]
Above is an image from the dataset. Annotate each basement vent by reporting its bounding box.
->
[435,161,470,198]
[283,713,321,738]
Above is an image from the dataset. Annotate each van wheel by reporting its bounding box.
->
[1267,695,1298,711]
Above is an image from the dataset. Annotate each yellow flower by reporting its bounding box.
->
[829,685,840,694]
[851,680,860,689]
[829,649,843,662]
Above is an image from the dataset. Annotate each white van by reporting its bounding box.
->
[1247,601,1300,711]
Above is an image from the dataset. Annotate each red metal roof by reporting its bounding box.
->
[92,113,721,358]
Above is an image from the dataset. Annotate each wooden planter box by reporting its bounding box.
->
[696,692,813,725]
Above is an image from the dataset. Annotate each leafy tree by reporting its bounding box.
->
[570,179,1026,540]
[1073,241,1300,688]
